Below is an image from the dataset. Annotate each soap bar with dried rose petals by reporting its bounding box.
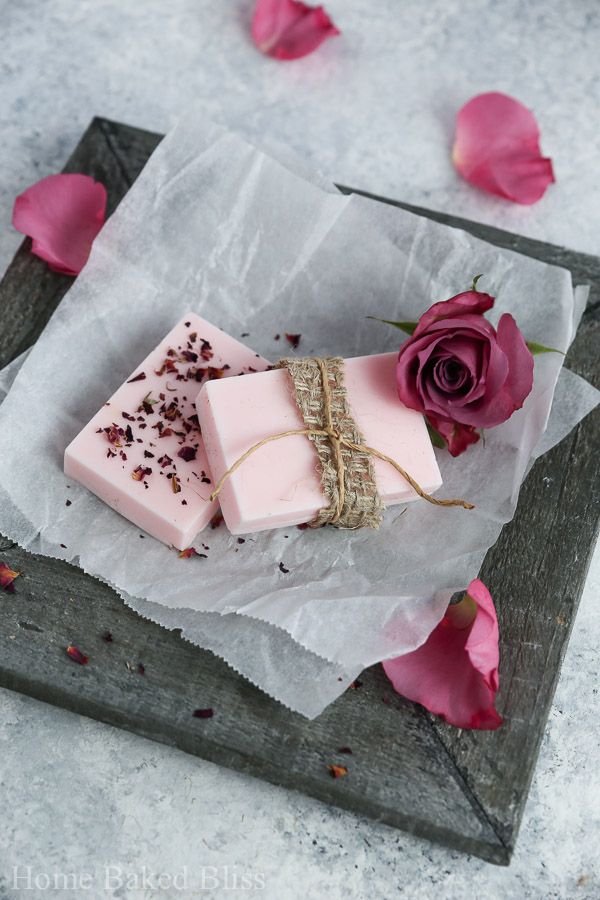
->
[64,314,269,549]
[196,352,443,534]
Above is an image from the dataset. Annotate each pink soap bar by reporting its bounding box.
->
[65,314,269,549]
[196,353,443,534]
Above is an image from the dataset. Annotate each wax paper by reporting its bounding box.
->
[0,117,597,717]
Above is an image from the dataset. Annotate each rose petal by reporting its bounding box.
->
[413,291,495,338]
[426,414,480,457]
[252,0,340,60]
[452,92,555,205]
[12,174,107,275]
[495,313,535,409]
[383,579,502,729]
[0,561,20,592]
[447,315,533,428]
[66,644,89,665]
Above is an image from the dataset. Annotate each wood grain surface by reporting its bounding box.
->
[0,118,598,864]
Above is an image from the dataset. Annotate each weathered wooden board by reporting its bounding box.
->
[0,118,598,865]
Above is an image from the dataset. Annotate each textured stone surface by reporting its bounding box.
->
[0,1,599,896]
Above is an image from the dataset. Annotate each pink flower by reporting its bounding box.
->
[452,92,555,205]
[383,579,502,730]
[252,0,340,60]
[396,288,534,456]
[12,174,107,275]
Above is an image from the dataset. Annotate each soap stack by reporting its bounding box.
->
[65,314,442,547]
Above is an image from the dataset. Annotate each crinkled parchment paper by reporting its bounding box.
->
[0,118,597,716]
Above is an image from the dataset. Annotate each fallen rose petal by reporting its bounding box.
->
[452,92,554,205]
[66,644,89,665]
[328,764,348,779]
[252,0,339,60]
[193,708,214,719]
[382,579,502,730]
[0,561,20,592]
[12,174,107,274]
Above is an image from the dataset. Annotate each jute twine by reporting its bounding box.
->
[210,357,474,529]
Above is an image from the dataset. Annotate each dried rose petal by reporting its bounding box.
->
[0,561,20,592]
[66,644,89,665]
[12,173,107,275]
[328,764,348,779]
[105,423,124,445]
[171,475,181,494]
[132,465,152,482]
[177,446,197,462]
[210,512,224,529]
[205,366,228,380]
[285,332,301,349]
[193,708,214,719]
[127,372,146,383]
[199,339,213,361]
[453,92,555,205]
[252,0,340,60]
[178,547,200,559]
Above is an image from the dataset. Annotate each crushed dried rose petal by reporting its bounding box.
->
[285,332,301,349]
[200,339,213,361]
[66,644,89,665]
[0,562,20,592]
[178,547,201,559]
[140,392,158,415]
[177,446,197,462]
[337,747,353,755]
[106,423,124,445]
[132,465,152,482]
[328,764,348,779]
[193,708,214,719]
[127,372,146,383]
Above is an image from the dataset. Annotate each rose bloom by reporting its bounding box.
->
[396,290,534,456]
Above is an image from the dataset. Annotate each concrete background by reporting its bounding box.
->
[1,1,599,897]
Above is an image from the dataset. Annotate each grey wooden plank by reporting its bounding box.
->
[0,117,598,865]
[0,541,505,862]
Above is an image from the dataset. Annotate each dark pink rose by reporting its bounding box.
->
[396,290,534,456]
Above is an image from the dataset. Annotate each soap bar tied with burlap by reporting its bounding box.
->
[197,351,471,536]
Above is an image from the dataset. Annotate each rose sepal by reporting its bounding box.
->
[366,316,418,335]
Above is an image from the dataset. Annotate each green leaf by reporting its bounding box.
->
[471,273,484,291]
[426,422,447,449]
[526,341,565,356]
[366,316,418,335]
